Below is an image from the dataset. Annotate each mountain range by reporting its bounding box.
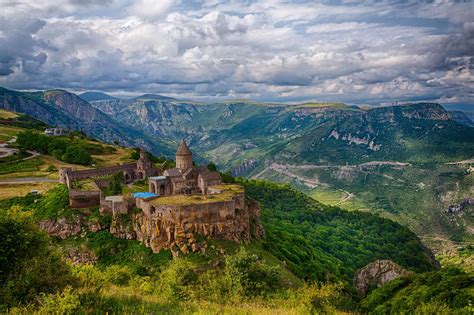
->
[1,86,473,252]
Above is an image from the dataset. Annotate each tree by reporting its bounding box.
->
[207,162,217,172]
[108,172,123,195]
[0,216,74,307]
[225,248,280,298]
[62,145,92,165]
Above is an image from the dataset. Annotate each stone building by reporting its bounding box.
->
[175,139,193,170]
[149,139,222,196]
[55,139,263,254]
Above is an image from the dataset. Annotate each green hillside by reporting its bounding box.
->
[0,87,175,157]
[2,88,473,254]
[0,112,471,313]
[1,177,453,314]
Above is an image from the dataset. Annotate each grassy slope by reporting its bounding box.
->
[0,122,466,313]
[0,109,137,200]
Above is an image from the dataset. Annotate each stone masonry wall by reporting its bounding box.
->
[69,189,101,208]
[120,192,263,253]
[67,163,137,180]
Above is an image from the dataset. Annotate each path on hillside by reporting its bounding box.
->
[333,190,355,206]
[255,163,320,188]
[0,137,17,158]
[0,177,58,185]
[0,137,40,160]
[445,158,474,165]
[253,161,410,188]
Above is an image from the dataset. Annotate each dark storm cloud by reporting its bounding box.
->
[0,16,47,75]
[0,0,472,104]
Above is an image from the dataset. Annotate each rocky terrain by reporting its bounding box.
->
[354,260,412,294]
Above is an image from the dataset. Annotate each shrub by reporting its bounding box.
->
[46,164,58,172]
[290,283,344,314]
[159,259,197,300]
[62,145,92,165]
[107,172,123,196]
[33,185,70,219]
[37,286,81,314]
[103,265,134,286]
[0,216,75,307]
[224,248,281,299]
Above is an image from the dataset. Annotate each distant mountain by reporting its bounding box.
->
[449,110,474,127]
[85,97,474,250]
[0,87,174,156]
[134,94,177,101]
[86,97,474,169]
[79,91,117,102]
[2,86,473,251]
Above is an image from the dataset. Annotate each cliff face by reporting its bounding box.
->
[110,197,264,256]
[354,260,412,294]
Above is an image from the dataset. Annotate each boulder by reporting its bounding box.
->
[354,260,412,294]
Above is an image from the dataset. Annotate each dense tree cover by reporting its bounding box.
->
[0,216,74,309]
[16,130,93,165]
[238,178,437,283]
[16,130,115,166]
[360,267,473,313]
[224,248,281,298]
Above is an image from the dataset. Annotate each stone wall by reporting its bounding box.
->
[69,189,101,208]
[67,163,137,180]
[129,192,263,253]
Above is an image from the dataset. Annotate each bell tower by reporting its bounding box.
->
[176,139,193,170]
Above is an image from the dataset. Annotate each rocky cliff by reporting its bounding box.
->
[110,198,264,256]
[354,260,412,294]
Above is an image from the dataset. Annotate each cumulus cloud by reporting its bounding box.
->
[0,0,472,104]
[128,0,179,21]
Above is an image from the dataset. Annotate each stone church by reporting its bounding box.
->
[148,140,222,196]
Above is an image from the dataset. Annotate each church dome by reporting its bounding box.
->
[176,139,192,156]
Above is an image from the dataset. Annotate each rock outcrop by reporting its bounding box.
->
[39,217,83,239]
[39,216,106,239]
[64,247,97,264]
[131,200,265,254]
[354,260,412,294]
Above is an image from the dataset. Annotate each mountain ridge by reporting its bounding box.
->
[0,87,175,156]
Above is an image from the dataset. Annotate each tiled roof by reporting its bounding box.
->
[199,171,221,181]
[164,168,182,177]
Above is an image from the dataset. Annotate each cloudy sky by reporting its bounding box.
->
[0,0,473,104]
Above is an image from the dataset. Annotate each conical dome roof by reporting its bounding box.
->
[176,139,192,155]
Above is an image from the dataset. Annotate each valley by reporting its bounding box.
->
[1,87,473,256]
[81,92,474,255]
[0,104,472,313]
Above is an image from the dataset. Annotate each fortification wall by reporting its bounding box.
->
[148,199,236,224]
[127,192,261,253]
[69,189,101,208]
[67,163,137,180]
